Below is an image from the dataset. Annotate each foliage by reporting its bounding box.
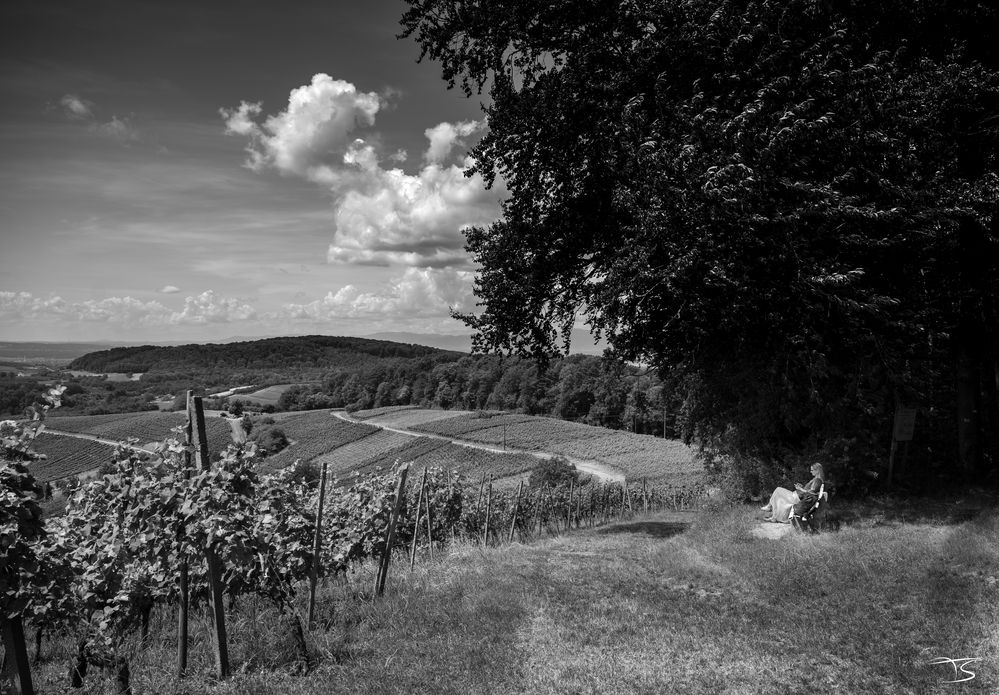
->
[22,433,116,483]
[400,0,999,488]
[528,455,578,489]
[252,426,289,455]
[0,384,65,621]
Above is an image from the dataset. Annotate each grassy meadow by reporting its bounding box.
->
[28,497,998,694]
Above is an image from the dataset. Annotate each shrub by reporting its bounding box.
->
[252,427,289,456]
[528,455,578,489]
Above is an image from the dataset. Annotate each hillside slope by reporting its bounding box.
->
[67,335,462,374]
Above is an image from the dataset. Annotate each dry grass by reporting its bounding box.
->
[26,502,999,694]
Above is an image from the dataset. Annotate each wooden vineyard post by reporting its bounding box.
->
[446,468,456,545]
[535,485,545,537]
[177,391,193,678]
[567,479,574,530]
[642,478,648,515]
[410,467,428,570]
[548,486,558,535]
[308,460,329,628]
[2,616,34,695]
[575,488,582,530]
[508,480,523,543]
[483,475,492,546]
[375,464,410,597]
[423,474,435,561]
[191,396,230,680]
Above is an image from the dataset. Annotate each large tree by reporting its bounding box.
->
[401,0,999,491]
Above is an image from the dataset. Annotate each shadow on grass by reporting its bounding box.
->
[832,490,998,527]
[596,520,690,538]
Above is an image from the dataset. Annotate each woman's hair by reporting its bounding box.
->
[810,463,825,479]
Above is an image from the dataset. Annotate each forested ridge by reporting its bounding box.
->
[67,335,459,374]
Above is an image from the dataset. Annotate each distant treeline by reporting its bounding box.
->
[67,335,455,374]
[36,336,670,435]
[274,353,672,436]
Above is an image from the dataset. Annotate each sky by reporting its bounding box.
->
[0,0,505,344]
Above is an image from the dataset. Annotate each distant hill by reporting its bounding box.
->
[365,329,608,356]
[0,341,116,366]
[366,332,472,352]
[66,335,463,374]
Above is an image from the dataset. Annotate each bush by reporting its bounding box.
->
[252,427,289,456]
[286,459,321,489]
[528,455,578,489]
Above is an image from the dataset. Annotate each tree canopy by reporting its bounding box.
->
[401,0,999,490]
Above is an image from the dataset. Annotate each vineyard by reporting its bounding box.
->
[360,409,702,483]
[350,405,471,429]
[262,411,549,485]
[258,410,380,472]
[309,429,416,476]
[46,411,233,456]
[232,383,297,407]
[1,393,704,693]
[25,433,117,482]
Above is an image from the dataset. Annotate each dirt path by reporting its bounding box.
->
[333,411,626,483]
[44,428,142,450]
[216,414,247,444]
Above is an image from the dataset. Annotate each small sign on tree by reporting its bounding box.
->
[888,406,918,487]
[893,407,917,442]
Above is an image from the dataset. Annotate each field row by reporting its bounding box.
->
[260,412,380,471]
[46,411,233,459]
[396,411,700,482]
[350,405,470,429]
[28,434,118,482]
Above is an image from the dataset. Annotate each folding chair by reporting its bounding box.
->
[790,484,827,533]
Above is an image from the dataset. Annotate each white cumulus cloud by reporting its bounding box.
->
[60,94,93,119]
[93,115,139,144]
[424,120,483,163]
[0,290,256,326]
[159,285,181,294]
[328,151,503,267]
[281,267,475,320]
[169,291,257,324]
[0,291,168,324]
[0,291,69,318]
[221,74,381,179]
[223,77,504,269]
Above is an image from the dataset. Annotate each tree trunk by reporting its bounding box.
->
[956,218,985,481]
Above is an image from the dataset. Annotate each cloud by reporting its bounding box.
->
[75,296,171,323]
[223,77,504,268]
[0,291,70,319]
[159,285,181,294]
[93,115,139,144]
[56,94,139,144]
[424,120,483,163]
[221,74,381,178]
[281,267,475,320]
[0,291,169,324]
[328,150,503,267]
[170,290,256,324]
[60,94,93,119]
[0,290,255,326]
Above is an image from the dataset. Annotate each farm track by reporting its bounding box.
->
[332,411,626,483]
[42,414,240,479]
[44,428,146,451]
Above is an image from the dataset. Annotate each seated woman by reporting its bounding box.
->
[760,463,825,523]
